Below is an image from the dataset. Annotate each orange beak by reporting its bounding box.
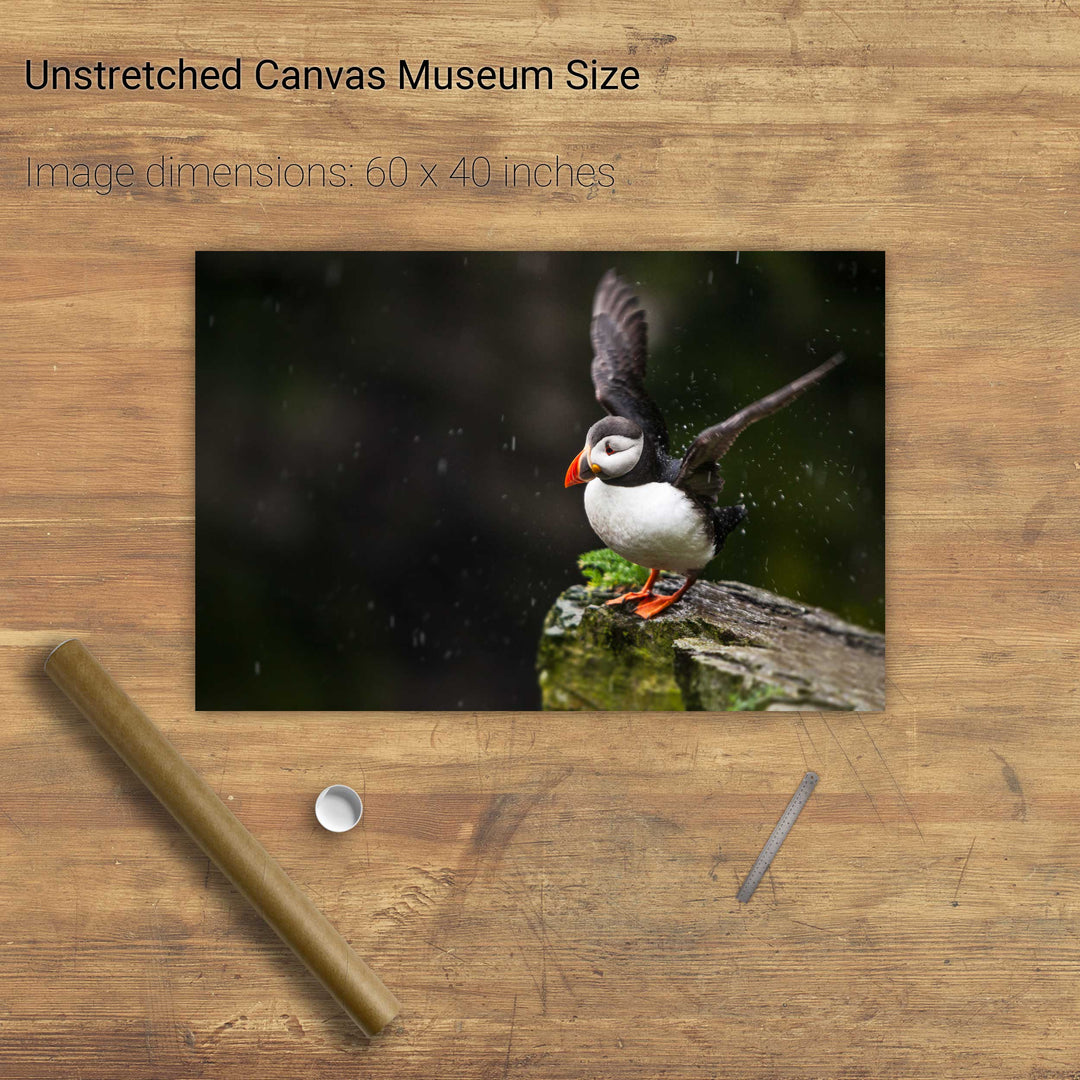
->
[564,447,593,487]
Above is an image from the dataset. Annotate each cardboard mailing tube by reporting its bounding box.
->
[45,639,401,1038]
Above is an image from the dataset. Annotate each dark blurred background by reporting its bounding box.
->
[196,251,885,710]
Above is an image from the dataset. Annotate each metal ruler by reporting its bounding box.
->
[736,771,819,903]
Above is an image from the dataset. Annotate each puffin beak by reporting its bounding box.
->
[564,446,593,487]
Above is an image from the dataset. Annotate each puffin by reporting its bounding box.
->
[564,269,844,619]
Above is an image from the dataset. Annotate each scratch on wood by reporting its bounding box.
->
[859,716,924,839]
[511,930,547,1008]
[789,918,829,933]
[792,720,811,771]
[208,1015,247,1042]
[625,29,678,54]
[71,891,80,971]
[991,750,1028,821]
[420,937,458,958]
[515,878,577,1005]
[143,906,183,1069]
[826,7,862,42]
[820,714,887,829]
[373,867,457,925]
[798,716,822,759]
[953,836,976,903]
[502,871,575,1009]
[216,746,230,797]
[471,767,573,865]
[503,993,518,1079]
[1021,492,1056,546]
[0,805,27,836]
[539,878,546,1010]
[886,677,913,707]
[708,842,725,881]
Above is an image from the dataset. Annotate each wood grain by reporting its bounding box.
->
[2,1,1080,1076]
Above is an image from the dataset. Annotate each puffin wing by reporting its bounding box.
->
[590,270,669,451]
[674,352,844,498]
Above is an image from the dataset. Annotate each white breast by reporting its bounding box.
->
[583,480,715,574]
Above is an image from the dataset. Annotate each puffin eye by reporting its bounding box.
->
[605,444,615,455]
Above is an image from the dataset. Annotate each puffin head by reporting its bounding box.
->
[564,416,645,487]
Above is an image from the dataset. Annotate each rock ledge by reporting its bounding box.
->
[537,578,884,711]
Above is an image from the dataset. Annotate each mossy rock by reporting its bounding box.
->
[537,577,885,712]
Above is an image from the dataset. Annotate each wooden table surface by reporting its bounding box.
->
[3,1,1080,1077]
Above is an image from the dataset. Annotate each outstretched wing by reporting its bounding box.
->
[590,270,669,451]
[674,352,844,497]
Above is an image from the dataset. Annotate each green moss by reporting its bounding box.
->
[729,684,783,711]
[536,586,686,709]
[577,549,650,590]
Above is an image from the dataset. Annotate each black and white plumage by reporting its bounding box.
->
[565,269,843,619]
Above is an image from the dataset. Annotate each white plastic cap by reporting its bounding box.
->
[315,785,363,833]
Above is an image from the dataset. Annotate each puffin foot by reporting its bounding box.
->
[604,568,659,607]
[633,593,681,619]
[632,573,698,620]
[605,589,655,607]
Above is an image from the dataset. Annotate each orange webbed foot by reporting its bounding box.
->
[631,573,698,619]
[633,593,682,619]
[604,588,655,607]
[603,568,659,607]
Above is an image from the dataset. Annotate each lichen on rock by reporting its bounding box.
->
[537,576,885,712]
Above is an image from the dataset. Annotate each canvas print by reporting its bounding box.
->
[196,252,885,710]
